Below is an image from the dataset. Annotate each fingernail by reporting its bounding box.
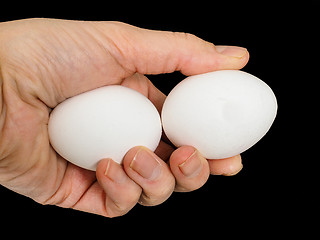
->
[130,147,162,181]
[216,45,247,58]
[222,163,243,176]
[179,150,203,178]
[104,158,127,183]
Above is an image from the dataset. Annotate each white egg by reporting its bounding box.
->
[48,85,162,171]
[161,70,277,159]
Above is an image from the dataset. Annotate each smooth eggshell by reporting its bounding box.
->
[161,70,277,159]
[48,85,162,171]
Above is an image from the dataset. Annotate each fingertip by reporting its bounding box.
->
[97,158,128,184]
[96,158,110,181]
[215,46,248,59]
[122,146,141,170]
[170,146,210,192]
[208,155,243,176]
[169,145,198,166]
[214,45,250,70]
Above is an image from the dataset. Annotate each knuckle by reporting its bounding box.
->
[105,203,130,218]
[139,178,175,206]
[103,189,140,218]
[138,192,161,206]
[173,31,199,42]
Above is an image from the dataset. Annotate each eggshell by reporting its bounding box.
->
[161,70,277,159]
[48,85,162,171]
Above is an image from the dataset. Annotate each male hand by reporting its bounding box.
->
[0,19,248,217]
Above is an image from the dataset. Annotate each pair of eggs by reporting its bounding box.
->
[48,70,277,171]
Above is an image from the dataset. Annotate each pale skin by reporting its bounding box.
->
[0,18,249,217]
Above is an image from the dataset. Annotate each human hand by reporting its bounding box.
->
[0,18,249,217]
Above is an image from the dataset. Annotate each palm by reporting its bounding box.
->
[0,19,167,206]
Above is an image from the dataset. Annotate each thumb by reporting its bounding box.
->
[103,22,249,76]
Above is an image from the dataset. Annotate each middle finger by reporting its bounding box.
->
[123,146,175,206]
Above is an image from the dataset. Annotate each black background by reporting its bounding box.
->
[0,1,317,237]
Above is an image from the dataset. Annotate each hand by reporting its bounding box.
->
[0,18,249,217]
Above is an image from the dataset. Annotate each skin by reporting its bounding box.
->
[0,18,249,217]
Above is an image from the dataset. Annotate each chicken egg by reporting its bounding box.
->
[48,85,162,171]
[161,70,277,159]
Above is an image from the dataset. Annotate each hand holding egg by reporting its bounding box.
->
[1,18,267,218]
[49,70,277,171]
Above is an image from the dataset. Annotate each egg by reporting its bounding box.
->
[48,85,162,171]
[161,70,277,159]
